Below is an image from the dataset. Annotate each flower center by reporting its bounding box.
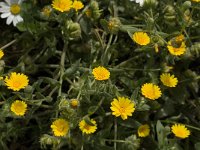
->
[84,124,91,130]
[13,81,22,88]
[10,4,21,15]
[119,107,125,113]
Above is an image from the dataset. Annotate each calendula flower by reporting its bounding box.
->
[0,49,4,59]
[70,99,79,108]
[79,119,97,134]
[52,0,72,12]
[0,0,24,26]
[110,97,135,120]
[132,32,150,46]
[72,0,84,11]
[141,83,162,100]
[167,35,186,56]
[11,100,27,116]
[191,0,200,2]
[160,73,178,87]
[130,0,145,6]
[92,66,110,81]
[5,72,29,91]
[171,124,190,139]
[51,119,69,136]
[138,124,150,137]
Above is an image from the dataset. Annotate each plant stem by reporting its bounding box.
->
[0,39,17,50]
[114,118,117,150]
[58,42,68,97]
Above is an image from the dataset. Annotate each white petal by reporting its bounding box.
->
[6,14,14,25]
[5,0,11,5]
[1,12,11,18]
[0,2,8,7]
[16,15,23,22]
[0,7,10,13]
[13,17,18,26]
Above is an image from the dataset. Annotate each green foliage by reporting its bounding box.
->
[0,0,200,149]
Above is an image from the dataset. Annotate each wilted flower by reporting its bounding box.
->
[79,119,97,134]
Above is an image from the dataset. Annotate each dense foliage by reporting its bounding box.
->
[0,0,200,149]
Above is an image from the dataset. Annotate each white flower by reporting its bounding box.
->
[130,0,145,7]
[0,0,23,26]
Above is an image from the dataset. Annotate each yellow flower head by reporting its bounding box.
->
[72,0,84,11]
[110,97,135,120]
[79,119,97,134]
[138,124,150,137]
[70,99,79,108]
[132,32,150,46]
[167,35,186,56]
[171,124,190,139]
[92,66,110,81]
[0,49,4,59]
[52,0,72,12]
[141,83,162,100]
[160,73,178,87]
[5,72,29,91]
[191,0,200,2]
[51,119,69,136]
[11,100,27,116]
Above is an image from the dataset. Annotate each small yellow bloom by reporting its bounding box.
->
[167,35,186,56]
[160,73,178,87]
[191,0,200,2]
[51,119,69,136]
[52,0,72,12]
[141,83,162,100]
[10,4,21,15]
[110,97,135,120]
[79,119,97,134]
[11,100,27,116]
[0,49,4,59]
[138,124,150,137]
[132,32,150,46]
[92,66,110,81]
[72,0,84,11]
[171,124,190,139]
[5,72,29,91]
[70,99,79,108]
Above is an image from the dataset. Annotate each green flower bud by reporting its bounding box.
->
[40,134,61,149]
[182,1,191,11]
[24,85,33,93]
[163,5,176,26]
[66,21,81,40]
[88,1,101,20]
[144,0,158,8]
[108,17,121,34]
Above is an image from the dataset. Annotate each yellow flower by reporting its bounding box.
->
[72,0,84,11]
[138,124,150,137]
[110,97,135,120]
[167,35,186,56]
[191,0,200,2]
[171,124,190,139]
[0,49,4,59]
[51,119,69,136]
[132,32,150,46]
[52,0,72,12]
[79,119,97,134]
[92,66,110,81]
[70,99,79,108]
[160,73,178,87]
[5,72,29,91]
[141,83,162,100]
[11,100,27,116]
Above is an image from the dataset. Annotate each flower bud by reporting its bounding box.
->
[40,134,61,148]
[182,1,191,10]
[66,21,81,40]
[144,0,158,8]
[108,17,121,34]
[88,1,101,20]
[70,99,79,109]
